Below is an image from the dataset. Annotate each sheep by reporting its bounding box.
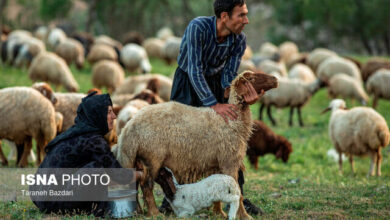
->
[361,58,390,82]
[317,56,362,84]
[53,92,85,131]
[114,74,172,101]
[366,68,390,108]
[286,52,307,70]
[114,70,278,218]
[278,41,299,64]
[161,36,182,65]
[328,73,369,105]
[94,35,123,50]
[322,99,390,176]
[122,31,144,45]
[55,38,85,69]
[0,87,57,167]
[91,60,125,94]
[288,63,316,83]
[258,42,279,58]
[28,52,79,92]
[259,78,323,126]
[257,59,287,77]
[156,27,174,41]
[71,32,94,57]
[237,59,256,74]
[142,37,164,59]
[34,26,49,41]
[247,120,293,170]
[87,43,118,64]
[120,43,151,73]
[13,37,46,68]
[115,100,150,137]
[242,45,253,61]
[155,167,241,220]
[47,28,67,50]
[306,48,337,72]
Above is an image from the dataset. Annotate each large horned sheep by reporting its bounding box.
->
[114,71,278,218]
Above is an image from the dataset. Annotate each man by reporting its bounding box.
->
[161,0,263,215]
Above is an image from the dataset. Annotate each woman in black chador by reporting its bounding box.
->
[31,92,142,217]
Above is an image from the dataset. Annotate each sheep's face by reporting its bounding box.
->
[32,82,57,105]
[154,167,176,201]
[276,137,293,163]
[321,99,347,114]
[234,71,278,97]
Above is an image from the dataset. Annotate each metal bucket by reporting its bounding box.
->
[107,189,137,218]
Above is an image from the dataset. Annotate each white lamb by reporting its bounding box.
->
[120,43,151,74]
[155,167,241,220]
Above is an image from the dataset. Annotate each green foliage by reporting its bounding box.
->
[39,0,73,22]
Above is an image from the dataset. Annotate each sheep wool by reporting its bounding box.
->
[92,60,125,94]
[325,99,390,176]
[317,56,362,84]
[328,73,369,105]
[366,68,390,108]
[306,48,337,72]
[87,43,118,64]
[120,43,151,73]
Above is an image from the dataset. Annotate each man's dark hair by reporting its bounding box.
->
[214,0,245,18]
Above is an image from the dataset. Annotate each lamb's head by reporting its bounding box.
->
[154,167,177,201]
[32,82,57,105]
[131,89,163,104]
[321,99,347,114]
[229,70,278,105]
[275,136,293,163]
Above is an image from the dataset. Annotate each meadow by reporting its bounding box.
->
[0,56,390,219]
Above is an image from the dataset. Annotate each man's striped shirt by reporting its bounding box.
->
[177,16,247,106]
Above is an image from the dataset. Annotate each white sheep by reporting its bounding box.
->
[259,77,323,126]
[366,68,390,108]
[156,167,241,220]
[317,56,362,84]
[288,63,316,83]
[156,27,174,41]
[278,41,299,64]
[114,74,172,101]
[13,36,46,68]
[237,59,256,74]
[92,60,125,94]
[258,42,279,58]
[328,73,369,105]
[142,37,165,59]
[120,43,151,74]
[0,87,57,167]
[116,100,150,136]
[161,36,181,65]
[322,99,390,176]
[55,38,85,69]
[114,71,277,218]
[306,48,337,72]
[87,43,118,64]
[257,59,287,77]
[47,28,67,50]
[28,52,79,92]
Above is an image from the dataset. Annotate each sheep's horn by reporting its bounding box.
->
[321,107,331,114]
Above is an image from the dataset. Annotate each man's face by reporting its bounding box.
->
[224,4,249,34]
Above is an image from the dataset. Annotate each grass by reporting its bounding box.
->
[1,56,390,219]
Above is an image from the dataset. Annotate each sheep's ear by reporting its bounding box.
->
[234,78,248,97]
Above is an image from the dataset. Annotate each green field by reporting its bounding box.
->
[0,57,390,219]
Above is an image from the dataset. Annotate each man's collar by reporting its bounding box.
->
[213,16,235,46]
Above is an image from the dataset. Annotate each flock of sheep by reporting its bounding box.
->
[1,24,390,218]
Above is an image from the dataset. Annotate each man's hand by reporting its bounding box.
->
[243,82,264,105]
[211,103,239,123]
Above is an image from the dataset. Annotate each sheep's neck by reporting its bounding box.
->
[228,92,252,130]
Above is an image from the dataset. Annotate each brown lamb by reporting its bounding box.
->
[247,120,293,170]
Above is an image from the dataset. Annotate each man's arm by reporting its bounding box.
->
[186,22,218,106]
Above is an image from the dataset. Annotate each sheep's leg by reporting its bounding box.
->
[140,165,161,216]
[227,197,240,220]
[248,154,259,170]
[338,152,343,174]
[18,139,32,168]
[349,155,355,174]
[213,202,227,218]
[368,152,377,177]
[376,148,382,176]
[0,141,8,166]
[289,107,294,126]
[373,95,378,109]
[259,103,265,120]
[36,135,48,165]
[266,106,276,126]
[297,107,304,127]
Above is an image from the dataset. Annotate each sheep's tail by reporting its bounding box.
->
[378,128,390,148]
[116,132,138,168]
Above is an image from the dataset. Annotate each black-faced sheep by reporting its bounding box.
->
[247,120,293,170]
[91,60,125,94]
[322,99,390,176]
[28,52,79,92]
[114,71,278,218]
